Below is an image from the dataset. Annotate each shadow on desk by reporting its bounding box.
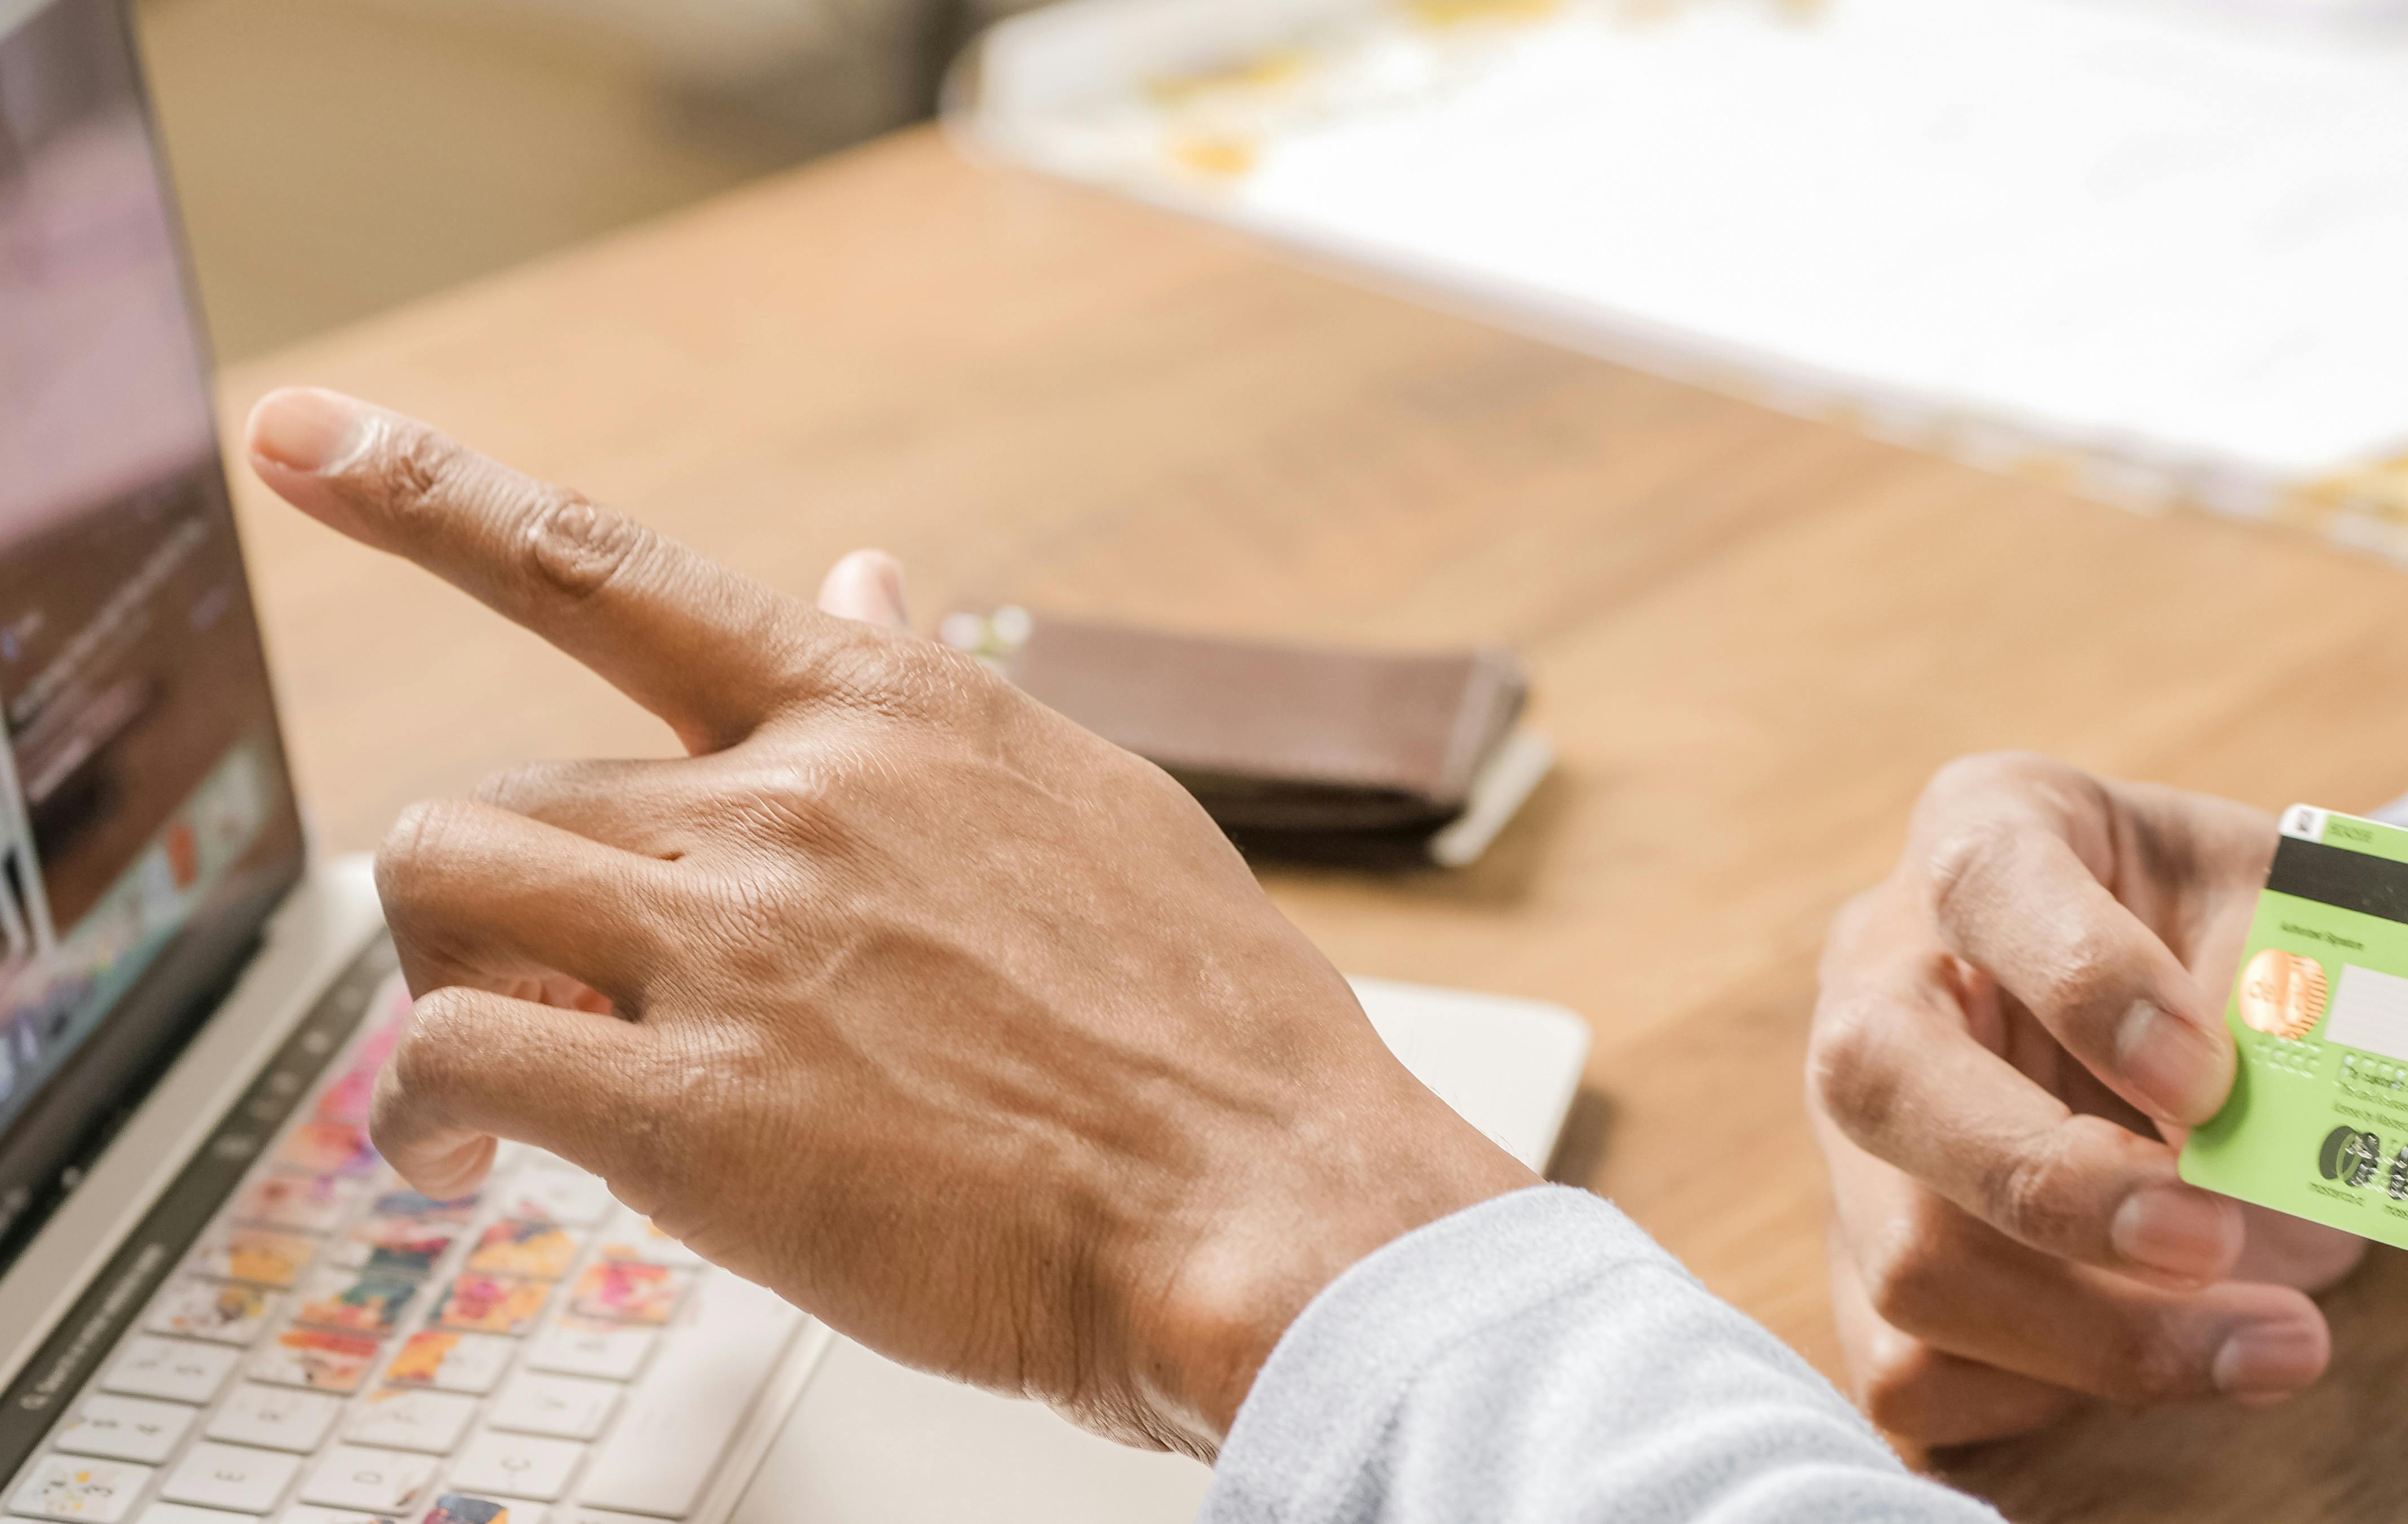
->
[1938,1245,2408,1522]
[1244,767,1574,905]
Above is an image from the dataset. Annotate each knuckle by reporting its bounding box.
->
[602,1031,724,1203]
[787,624,916,717]
[368,422,457,525]
[1857,1206,1960,1332]
[470,767,529,811]
[1921,750,2055,813]
[374,798,476,898]
[1804,993,1896,1131]
[739,756,845,841]
[1976,1131,2087,1249]
[1924,814,2023,928]
[382,991,481,1114]
[1822,887,1883,957]
[2102,1323,2201,1403]
[1856,1338,1949,1439]
[470,762,562,814]
[2038,930,2125,1022]
[523,491,652,601]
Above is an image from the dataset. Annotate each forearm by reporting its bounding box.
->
[1203,1187,2001,1524]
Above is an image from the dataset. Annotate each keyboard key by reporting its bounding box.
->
[384,1330,514,1395]
[54,1395,195,1464]
[488,1374,616,1441]
[431,1275,549,1337]
[276,1507,380,1524]
[594,1213,699,1271]
[563,1264,684,1328]
[499,1170,613,1229]
[295,1270,417,1337]
[312,1062,379,1128]
[466,1222,578,1281]
[299,1446,440,1515]
[205,1385,343,1453]
[103,1338,240,1404]
[149,1279,279,1345]
[160,1442,301,1513]
[343,1389,477,1453]
[233,1171,361,1234]
[10,1455,153,1521]
[275,1122,379,1178]
[576,1274,802,1518]
[366,1190,480,1227]
[448,1434,582,1504]
[190,1230,315,1289]
[138,1505,261,1524]
[425,1494,543,1524]
[249,1329,381,1394]
[523,1323,651,1382]
[328,1220,459,1279]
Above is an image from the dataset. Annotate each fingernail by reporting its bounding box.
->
[873,557,909,626]
[251,388,366,475]
[2212,1319,2327,1399]
[2111,1185,2239,1281]
[2115,1000,2230,1123]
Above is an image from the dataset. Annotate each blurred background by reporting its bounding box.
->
[135,0,2408,556]
[135,0,1041,360]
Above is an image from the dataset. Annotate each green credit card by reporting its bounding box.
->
[2182,805,2408,1241]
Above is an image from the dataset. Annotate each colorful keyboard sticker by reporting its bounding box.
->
[296,1269,418,1337]
[190,1228,317,1289]
[370,1189,481,1227]
[308,972,410,1128]
[249,1328,383,1393]
[598,1211,702,1269]
[232,1171,362,1235]
[466,1220,579,1280]
[147,1279,277,1345]
[384,1331,514,1395]
[567,1262,688,1326]
[312,1065,379,1127]
[426,1495,519,1524]
[432,1275,550,1337]
[332,1219,460,1279]
[277,1121,381,1178]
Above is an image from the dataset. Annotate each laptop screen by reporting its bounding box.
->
[0,0,307,1257]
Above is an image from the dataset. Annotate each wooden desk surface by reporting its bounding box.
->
[218,128,2408,1521]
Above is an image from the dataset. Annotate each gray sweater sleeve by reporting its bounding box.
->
[1199,1185,2001,1524]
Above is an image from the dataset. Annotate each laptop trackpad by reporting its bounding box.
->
[736,1337,1211,1522]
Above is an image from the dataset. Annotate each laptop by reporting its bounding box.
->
[0,5,1593,1523]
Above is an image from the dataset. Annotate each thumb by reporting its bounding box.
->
[816,549,911,633]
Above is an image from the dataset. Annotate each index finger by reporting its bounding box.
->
[1810,885,2243,1287]
[1916,758,2232,1127]
[247,387,853,752]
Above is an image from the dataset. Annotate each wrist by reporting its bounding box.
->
[1125,1078,1540,1457]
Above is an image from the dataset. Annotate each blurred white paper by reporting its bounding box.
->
[960,0,2408,553]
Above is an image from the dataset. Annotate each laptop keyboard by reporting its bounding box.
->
[3,970,814,1524]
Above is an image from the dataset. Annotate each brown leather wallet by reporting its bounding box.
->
[948,610,1533,860]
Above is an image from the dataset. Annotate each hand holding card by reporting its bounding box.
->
[1808,755,2362,1447]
